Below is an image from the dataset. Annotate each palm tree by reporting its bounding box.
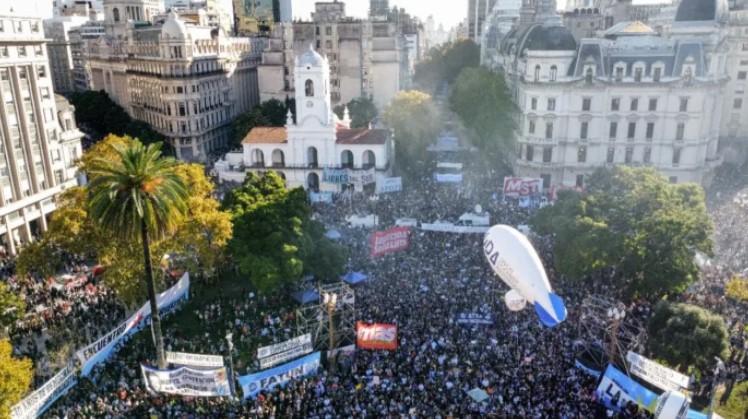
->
[87,140,187,368]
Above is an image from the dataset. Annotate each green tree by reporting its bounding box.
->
[530,167,713,297]
[725,276,748,302]
[449,67,516,162]
[87,140,188,368]
[0,283,25,333]
[414,39,480,90]
[647,301,729,372]
[334,96,378,128]
[0,339,32,418]
[224,172,345,293]
[231,99,291,148]
[382,90,442,178]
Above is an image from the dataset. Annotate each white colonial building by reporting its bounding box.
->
[215,46,394,192]
[488,0,727,188]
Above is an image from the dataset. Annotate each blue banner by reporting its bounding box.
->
[323,168,349,184]
[595,365,658,412]
[238,352,320,399]
[455,312,493,325]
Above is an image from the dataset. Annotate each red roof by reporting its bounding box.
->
[242,127,288,144]
[336,129,388,145]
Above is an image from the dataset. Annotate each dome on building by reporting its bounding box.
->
[161,11,188,39]
[518,24,577,56]
[299,44,326,68]
[674,0,728,23]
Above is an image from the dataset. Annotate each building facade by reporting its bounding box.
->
[232,0,291,36]
[215,47,394,192]
[86,1,264,161]
[0,14,84,255]
[495,0,725,188]
[469,0,499,43]
[44,15,92,93]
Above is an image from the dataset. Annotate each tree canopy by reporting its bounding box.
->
[0,282,25,332]
[530,167,713,297]
[414,40,480,90]
[647,301,729,372]
[231,99,293,148]
[382,90,442,178]
[449,67,516,161]
[16,135,232,305]
[223,172,346,293]
[333,96,378,128]
[0,339,32,418]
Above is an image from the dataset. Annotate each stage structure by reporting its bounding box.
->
[296,282,356,350]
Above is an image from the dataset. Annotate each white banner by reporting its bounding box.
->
[309,191,333,203]
[257,334,312,360]
[420,223,488,234]
[378,177,402,194]
[259,342,314,369]
[77,273,190,376]
[434,173,463,183]
[348,168,376,188]
[625,351,690,392]
[166,351,224,368]
[436,162,463,170]
[11,361,77,419]
[141,364,231,397]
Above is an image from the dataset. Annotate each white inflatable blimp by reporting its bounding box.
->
[483,225,567,327]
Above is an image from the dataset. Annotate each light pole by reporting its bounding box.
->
[322,292,338,372]
[225,332,236,398]
[606,304,626,367]
[708,357,725,419]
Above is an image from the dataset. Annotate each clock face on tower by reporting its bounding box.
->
[306,101,314,108]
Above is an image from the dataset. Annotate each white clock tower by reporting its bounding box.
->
[294,45,333,128]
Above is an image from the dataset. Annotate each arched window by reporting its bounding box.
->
[307,146,318,167]
[251,149,264,167]
[534,65,540,82]
[307,172,320,192]
[272,149,285,167]
[305,79,314,97]
[362,150,376,169]
[550,65,558,82]
[113,7,120,22]
[585,67,594,83]
[340,150,353,168]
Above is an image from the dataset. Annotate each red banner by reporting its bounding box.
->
[503,177,542,198]
[356,322,398,350]
[370,227,410,257]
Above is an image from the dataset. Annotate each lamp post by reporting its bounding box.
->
[708,357,725,419]
[225,332,236,398]
[322,292,338,372]
[606,304,626,366]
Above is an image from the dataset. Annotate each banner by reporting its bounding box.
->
[595,365,658,413]
[456,312,493,325]
[309,191,333,203]
[356,322,397,350]
[420,223,489,234]
[378,177,402,194]
[257,334,313,370]
[348,168,376,188]
[434,173,463,183]
[503,177,542,198]
[436,162,463,170]
[77,273,190,376]
[141,364,230,397]
[323,168,348,184]
[11,361,77,419]
[166,351,225,368]
[370,227,410,258]
[625,351,690,392]
[238,352,320,399]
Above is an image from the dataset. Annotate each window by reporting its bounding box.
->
[676,123,685,141]
[325,40,332,49]
[672,148,681,165]
[630,98,638,111]
[646,122,654,140]
[576,174,584,188]
[545,122,553,139]
[734,98,743,109]
[34,45,43,56]
[531,97,537,110]
[526,145,534,161]
[305,79,314,97]
[0,21,3,32]
[653,67,662,82]
[585,67,594,83]
[547,98,556,111]
[178,104,186,116]
[634,67,642,82]
[550,65,557,82]
[582,97,591,111]
[611,98,620,111]
[679,97,689,112]
[648,98,658,111]
[40,87,50,99]
[580,122,588,139]
[541,174,551,189]
[113,8,120,22]
[609,122,618,140]
[615,66,624,82]
[315,26,320,35]
[0,46,6,57]
[738,71,747,80]
[534,65,540,82]
[316,40,321,49]
[325,26,332,35]
[607,147,615,163]
[37,65,46,78]
[18,46,26,57]
[542,147,553,163]
[625,147,633,164]
[643,147,652,163]
[627,122,636,140]
[577,146,587,163]
[528,120,535,134]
